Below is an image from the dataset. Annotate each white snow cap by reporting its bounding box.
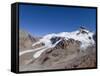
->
[32,27,95,58]
[32,27,95,49]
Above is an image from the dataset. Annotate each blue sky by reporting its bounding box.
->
[19,4,96,36]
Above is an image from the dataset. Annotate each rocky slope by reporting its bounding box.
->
[19,30,39,51]
[19,27,97,71]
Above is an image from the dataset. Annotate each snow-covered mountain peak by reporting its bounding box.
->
[32,27,95,50]
[30,26,96,58]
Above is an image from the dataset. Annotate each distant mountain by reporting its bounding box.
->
[19,30,39,51]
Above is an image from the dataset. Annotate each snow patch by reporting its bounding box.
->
[19,46,46,56]
[33,47,48,58]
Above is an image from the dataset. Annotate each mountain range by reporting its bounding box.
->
[19,26,96,71]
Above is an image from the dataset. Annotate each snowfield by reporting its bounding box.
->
[32,30,95,49]
[20,29,95,59]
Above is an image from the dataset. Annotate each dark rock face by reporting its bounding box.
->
[81,30,88,34]
[77,26,89,35]
[80,26,86,29]
[53,38,81,50]
[50,36,81,50]
[93,33,96,43]
[50,37,62,44]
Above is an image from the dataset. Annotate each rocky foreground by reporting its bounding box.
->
[19,38,96,71]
